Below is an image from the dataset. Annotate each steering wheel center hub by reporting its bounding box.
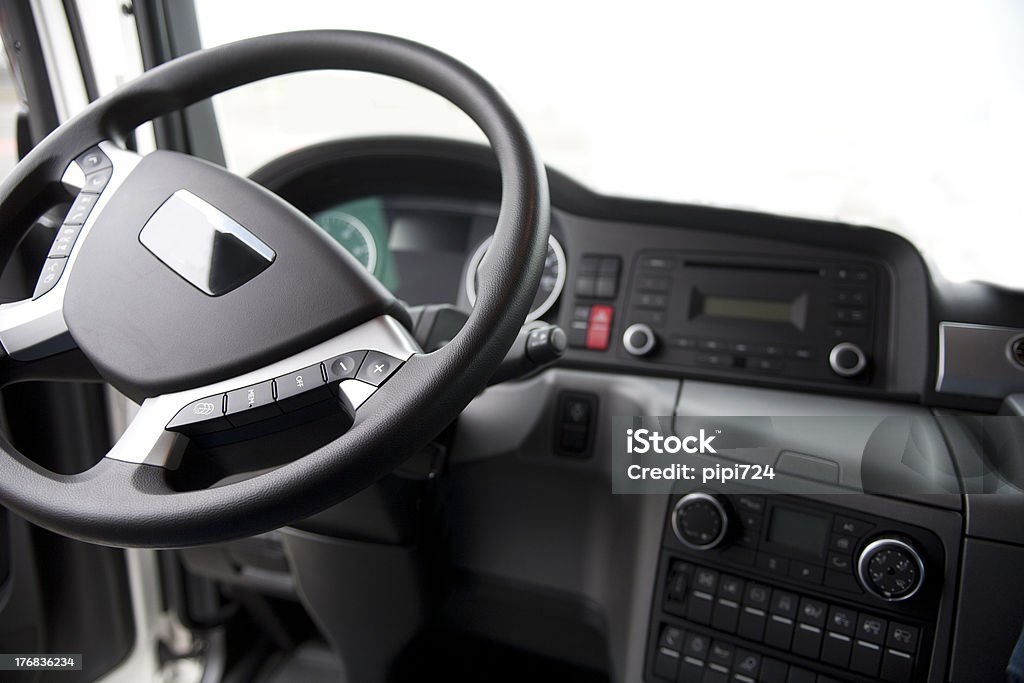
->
[63,150,400,402]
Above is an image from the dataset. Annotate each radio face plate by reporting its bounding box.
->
[623,252,884,386]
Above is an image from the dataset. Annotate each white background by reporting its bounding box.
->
[79,1,1024,290]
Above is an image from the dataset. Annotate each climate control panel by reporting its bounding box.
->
[647,495,944,682]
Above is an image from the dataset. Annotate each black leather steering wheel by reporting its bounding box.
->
[0,31,549,548]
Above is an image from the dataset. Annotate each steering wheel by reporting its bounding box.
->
[0,31,549,548]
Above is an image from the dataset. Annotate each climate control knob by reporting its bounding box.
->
[829,342,868,377]
[857,537,925,601]
[672,493,730,550]
[623,323,657,357]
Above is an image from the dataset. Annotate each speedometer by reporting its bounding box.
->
[465,235,566,322]
[310,209,378,274]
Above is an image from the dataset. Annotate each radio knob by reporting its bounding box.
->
[672,493,730,550]
[829,342,868,377]
[623,323,657,356]
[857,537,925,602]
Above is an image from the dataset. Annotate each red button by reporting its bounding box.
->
[586,305,614,350]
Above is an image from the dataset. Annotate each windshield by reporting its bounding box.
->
[192,0,1024,290]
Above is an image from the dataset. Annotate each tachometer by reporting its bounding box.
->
[311,209,378,274]
[465,235,566,322]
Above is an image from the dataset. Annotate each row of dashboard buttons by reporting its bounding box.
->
[655,623,845,683]
[829,278,874,349]
[629,258,671,311]
[832,308,869,326]
[663,560,918,682]
[831,267,874,284]
[670,337,815,361]
[166,349,402,436]
[33,148,113,298]
[695,354,785,374]
[635,258,874,284]
[832,288,870,308]
[637,255,678,271]
[635,292,669,310]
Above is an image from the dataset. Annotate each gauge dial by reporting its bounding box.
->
[465,235,566,322]
[311,209,378,274]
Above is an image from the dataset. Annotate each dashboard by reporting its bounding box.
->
[308,192,902,395]
[254,145,1014,416]
[238,136,1024,683]
[248,136,1024,411]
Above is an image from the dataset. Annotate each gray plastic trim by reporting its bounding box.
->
[673,380,962,505]
[446,369,968,683]
[936,321,1024,398]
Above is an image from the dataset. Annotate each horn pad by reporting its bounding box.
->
[64,150,401,401]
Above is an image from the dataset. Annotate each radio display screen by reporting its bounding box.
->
[766,506,831,559]
[701,295,793,324]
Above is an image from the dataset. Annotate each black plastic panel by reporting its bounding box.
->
[253,136,934,405]
[648,493,959,683]
[949,538,1024,682]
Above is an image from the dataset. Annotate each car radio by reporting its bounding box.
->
[619,252,884,384]
[647,494,944,683]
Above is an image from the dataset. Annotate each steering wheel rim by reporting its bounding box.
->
[0,30,549,548]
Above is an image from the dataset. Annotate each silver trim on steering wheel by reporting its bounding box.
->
[105,315,420,468]
[0,142,142,360]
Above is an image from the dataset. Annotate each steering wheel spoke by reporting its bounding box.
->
[0,143,142,362]
[0,289,74,362]
[105,315,419,468]
[0,143,145,386]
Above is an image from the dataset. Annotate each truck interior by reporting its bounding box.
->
[0,2,1022,682]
